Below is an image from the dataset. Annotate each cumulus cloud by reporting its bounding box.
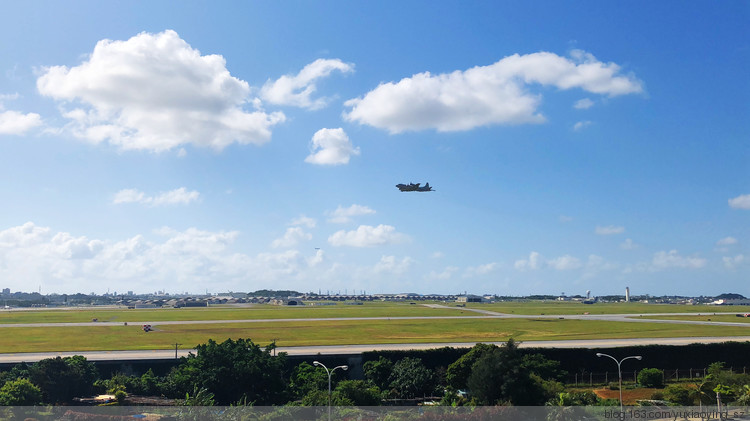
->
[464,262,498,277]
[426,266,459,281]
[327,204,376,224]
[290,215,317,228]
[344,50,643,133]
[515,251,542,271]
[0,110,43,135]
[113,187,200,206]
[548,255,583,271]
[651,250,707,270]
[0,94,42,135]
[574,98,595,109]
[620,238,638,250]
[374,255,413,275]
[260,58,354,109]
[595,225,625,235]
[328,224,406,247]
[37,30,285,152]
[305,128,360,165]
[723,254,745,270]
[272,227,312,248]
[729,194,750,210]
[573,120,593,131]
[717,237,738,246]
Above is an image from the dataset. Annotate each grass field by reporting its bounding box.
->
[463,301,750,315]
[636,314,750,323]
[0,302,467,324]
[3,316,750,353]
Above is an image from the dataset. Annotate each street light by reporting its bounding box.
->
[313,361,348,421]
[596,353,642,413]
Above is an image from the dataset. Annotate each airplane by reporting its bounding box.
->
[396,182,433,192]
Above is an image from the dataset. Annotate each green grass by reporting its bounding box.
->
[3,317,750,353]
[635,314,750,323]
[0,302,468,324]
[463,301,750,315]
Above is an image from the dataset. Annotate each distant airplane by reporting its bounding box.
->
[396,182,433,192]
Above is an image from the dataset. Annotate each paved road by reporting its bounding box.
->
[2,336,750,364]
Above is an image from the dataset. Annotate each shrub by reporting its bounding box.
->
[637,368,664,388]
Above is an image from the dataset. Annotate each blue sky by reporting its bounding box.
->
[0,1,747,296]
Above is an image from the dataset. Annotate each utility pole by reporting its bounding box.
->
[174,343,182,359]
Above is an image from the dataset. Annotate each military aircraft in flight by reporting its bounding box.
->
[396,182,433,192]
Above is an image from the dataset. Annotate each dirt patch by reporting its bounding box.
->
[594,388,661,405]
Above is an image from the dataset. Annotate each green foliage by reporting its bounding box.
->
[29,355,98,403]
[466,339,549,405]
[663,384,695,406]
[363,356,394,391]
[445,343,498,390]
[0,378,42,405]
[637,368,664,388]
[333,380,381,406]
[300,389,328,406]
[183,385,216,406]
[521,353,567,381]
[165,338,287,405]
[288,362,329,399]
[114,389,127,404]
[388,357,436,399]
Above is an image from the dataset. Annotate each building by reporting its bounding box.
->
[456,295,483,303]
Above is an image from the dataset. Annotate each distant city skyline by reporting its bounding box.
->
[0,2,747,296]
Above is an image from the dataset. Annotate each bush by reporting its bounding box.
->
[637,368,664,388]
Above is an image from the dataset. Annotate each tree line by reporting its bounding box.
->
[2,338,750,407]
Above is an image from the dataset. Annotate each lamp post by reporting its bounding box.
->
[313,361,348,421]
[596,353,642,413]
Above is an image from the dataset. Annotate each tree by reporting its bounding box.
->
[363,356,393,391]
[333,380,381,406]
[288,362,329,399]
[445,343,497,390]
[0,378,42,405]
[29,356,98,403]
[165,338,287,405]
[388,357,436,399]
[466,339,548,405]
[637,368,664,388]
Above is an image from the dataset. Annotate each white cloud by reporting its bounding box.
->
[37,30,285,152]
[464,262,498,277]
[327,204,376,224]
[290,215,317,229]
[548,255,583,271]
[260,58,354,109]
[344,50,642,133]
[651,250,707,270]
[328,224,406,247]
[729,194,750,210]
[717,237,738,246]
[574,98,595,109]
[0,110,42,135]
[620,238,638,250]
[596,225,625,235]
[272,227,312,249]
[559,215,573,223]
[374,255,413,275]
[113,187,200,206]
[723,254,745,270]
[305,128,360,165]
[426,266,459,281]
[515,251,542,271]
[573,120,593,131]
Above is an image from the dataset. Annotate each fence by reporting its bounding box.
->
[568,367,748,387]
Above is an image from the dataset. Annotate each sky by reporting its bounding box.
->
[0,1,747,296]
